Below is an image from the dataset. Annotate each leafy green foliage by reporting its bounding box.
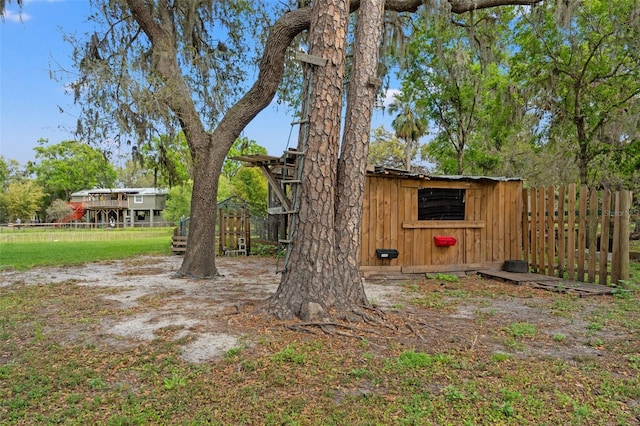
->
[4,180,45,223]
[231,168,268,217]
[28,139,117,201]
[368,126,413,169]
[136,133,191,188]
[511,0,640,188]
[386,90,428,172]
[223,137,268,179]
[162,182,193,225]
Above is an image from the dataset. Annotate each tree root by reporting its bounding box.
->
[285,321,379,340]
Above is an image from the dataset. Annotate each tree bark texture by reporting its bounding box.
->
[268,0,350,320]
[334,0,386,306]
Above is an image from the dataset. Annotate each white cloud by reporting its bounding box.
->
[380,88,400,108]
[2,9,31,22]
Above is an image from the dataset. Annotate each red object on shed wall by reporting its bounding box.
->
[434,236,457,247]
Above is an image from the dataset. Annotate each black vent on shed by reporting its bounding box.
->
[418,188,466,220]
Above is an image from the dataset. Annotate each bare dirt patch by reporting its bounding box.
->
[1,255,637,369]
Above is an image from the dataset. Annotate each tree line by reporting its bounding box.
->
[0,136,267,224]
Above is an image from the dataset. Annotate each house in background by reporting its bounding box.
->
[69,187,169,227]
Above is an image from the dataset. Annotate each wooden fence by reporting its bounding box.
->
[218,207,250,256]
[522,184,632,285]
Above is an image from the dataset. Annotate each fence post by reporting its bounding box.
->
[577,186,588,282]
[611,190,631,284]
[567,184,577,280]
[587,188,599,283]
[557,186,566,278]
[546,186,556,277]
[598,190,612,285]
[522,187,530,268]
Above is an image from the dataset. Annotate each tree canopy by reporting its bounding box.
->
[28,139,117,201]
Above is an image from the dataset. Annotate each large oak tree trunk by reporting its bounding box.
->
[176,136,227,278]
[334,0,386,304]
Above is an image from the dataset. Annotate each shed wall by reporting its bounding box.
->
[360,176,523,272]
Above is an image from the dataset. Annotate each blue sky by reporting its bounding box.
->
[1,0,397,167]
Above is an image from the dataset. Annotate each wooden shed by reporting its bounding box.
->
[360,166,523,276]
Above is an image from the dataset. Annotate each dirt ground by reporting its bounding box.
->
[2,254,636,368]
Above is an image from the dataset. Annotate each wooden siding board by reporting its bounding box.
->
[389,177,399,266]
[465,188,475,263]
[537,188,546,275]
[557,186,566,278]
[474,188,484,263]
[498,182,506,261]
[577,186,588,282]
[567,184,577,280]
[529,188,539,272]
[375,178,385,265]
[404,186,414,266]
[587,188,599,282]
[547,186,556,277]
[511,181,524,259]
[522,188,530,269]
[598,190,612,285]
[361,177,371,265]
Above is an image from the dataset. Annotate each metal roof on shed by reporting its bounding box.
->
[366,165,522,182]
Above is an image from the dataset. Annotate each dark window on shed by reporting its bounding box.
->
[418,188,466,220]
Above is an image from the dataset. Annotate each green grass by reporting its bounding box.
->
[1,279,639,424]
[0,234,172,270]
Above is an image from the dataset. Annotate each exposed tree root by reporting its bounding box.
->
[285,321,380,340]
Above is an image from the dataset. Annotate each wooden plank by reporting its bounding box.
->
[521,187,530,268]
[577,185,588,282]
[402,220,485,229]
[528,280,615,297]
[389,177,399,266]
[478,269,561,284]
[511,181,522,260]
[403,187,413,267]
[537,187,546,275]
[486,185,496,262]
[465,188,476,264]
[395,182,405,266]
[567,184,577,280]
[361,177,371,265]
[619,190,631,282]
[478,270,615,296]
[375,178,385,265]
[557,185,566,278]
[403,262,503,274]
[295,51,328,66]
[611,191,621,283]
[612,190,632,283]
[547,186,556,277]
[382,176,391,253]
[530,188,538,272]
[587,188,599,282]
[497,182,506,262]
[598,189,612,285]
